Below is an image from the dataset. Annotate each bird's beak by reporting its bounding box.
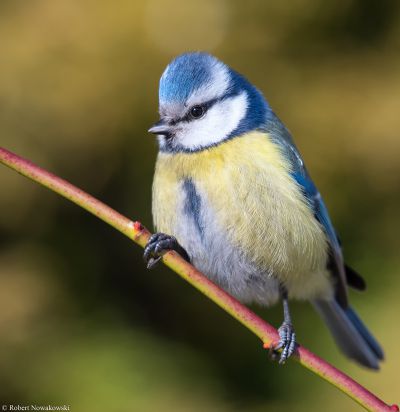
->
[148,120,171,136]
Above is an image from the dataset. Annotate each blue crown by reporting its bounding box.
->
[159,52,223,104]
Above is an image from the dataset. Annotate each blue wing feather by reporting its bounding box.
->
[291,172,340,251]
[266,113,348,307]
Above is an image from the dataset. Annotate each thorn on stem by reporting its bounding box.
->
[133,221,143,231]
[263,342,273,350]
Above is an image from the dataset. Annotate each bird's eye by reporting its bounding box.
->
[189,105,205,119]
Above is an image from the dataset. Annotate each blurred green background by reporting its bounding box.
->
[1,1,399,411]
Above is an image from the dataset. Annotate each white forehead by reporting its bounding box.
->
[186,63,231,106]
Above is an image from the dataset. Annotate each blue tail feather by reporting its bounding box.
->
[345,307,384,360]
[313,300,384,370]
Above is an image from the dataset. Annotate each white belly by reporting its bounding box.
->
[171,178,281,306]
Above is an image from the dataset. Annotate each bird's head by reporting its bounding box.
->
[149,52,270,152]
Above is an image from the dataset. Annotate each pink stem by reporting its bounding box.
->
[0,147,397,412]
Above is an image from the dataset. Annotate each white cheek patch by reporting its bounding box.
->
[176,91,248,150]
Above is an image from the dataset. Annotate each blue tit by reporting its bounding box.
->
[144,52,384,368]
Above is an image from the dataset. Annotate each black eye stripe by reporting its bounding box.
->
[180,98,219,123]
[165,90,241,126]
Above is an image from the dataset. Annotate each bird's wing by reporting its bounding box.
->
[266,113,348,307]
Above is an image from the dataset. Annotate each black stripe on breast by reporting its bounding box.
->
[183,178,204,237]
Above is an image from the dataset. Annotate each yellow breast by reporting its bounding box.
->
[152,131,331,300]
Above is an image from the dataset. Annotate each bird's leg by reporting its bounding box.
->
[143,233,190,269]
[274,286,297,364]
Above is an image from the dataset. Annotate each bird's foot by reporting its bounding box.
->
[272,322,297,364]
[143,233,189,269]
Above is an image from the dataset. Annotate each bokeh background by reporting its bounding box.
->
[1,1,399,411]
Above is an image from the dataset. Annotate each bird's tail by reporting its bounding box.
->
[312,299,384,370]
